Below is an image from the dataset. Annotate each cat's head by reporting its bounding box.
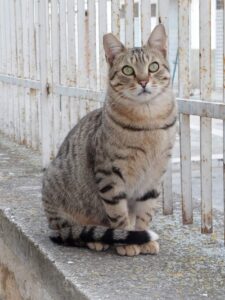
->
[103,24,170,104]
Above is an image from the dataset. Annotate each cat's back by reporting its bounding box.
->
[42,107,105,222]
[43,107,102,188]
[56,107,102,159]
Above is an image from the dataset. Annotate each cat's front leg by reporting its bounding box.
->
[95,167,131,229]
[100,186,141,256]
[95,168,141,256]
[135,189,160,255]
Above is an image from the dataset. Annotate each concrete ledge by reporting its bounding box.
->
[0,133,225,300]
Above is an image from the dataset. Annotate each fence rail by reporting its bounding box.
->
[0,0,224,242]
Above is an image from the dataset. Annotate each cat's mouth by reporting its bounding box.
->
[137,89,151,96]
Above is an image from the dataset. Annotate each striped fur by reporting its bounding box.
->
[42,24,177,256]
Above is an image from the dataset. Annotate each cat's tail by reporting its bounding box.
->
[50,224,158,246]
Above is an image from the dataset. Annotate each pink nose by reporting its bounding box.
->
[138,80,148,88]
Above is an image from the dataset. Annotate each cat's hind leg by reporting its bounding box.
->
[47,211,110,251]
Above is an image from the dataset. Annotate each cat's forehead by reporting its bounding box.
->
[122,46,159,66]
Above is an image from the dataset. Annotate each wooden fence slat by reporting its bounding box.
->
[45,0,54,158]
[22,0,32,147]
[200,0,213,234]
[88,0,97,91]
[0,1,2,130]
[5,1,12,137]
[34,0,42,150]
[59,0,70,143]
[125,0,134,47]
[87,0,99,112]
[39,0,51,167]
[177,98,225,119]
[158,0,169,30]
[178,0,192,223]
[111,0,120,39]
[77,0,89,118]
[2,0,8,135]
[10,0,17,141]
[98,0,108,90]
[7,0,13,139]
[223,0,225,244]
[29,0,39,150]
[12,0,19,142]
[67,0,76,87]
[51,0,61,155]
[77,0,88,89]
[67,0,78,128]
[0,0,3,131]
[158,0,173,215]
[141,0,151,45]
[15,0,25,144]
[5,0,11,138]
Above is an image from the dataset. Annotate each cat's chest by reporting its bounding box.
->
[129,131,169,165]
[125,131,172,195]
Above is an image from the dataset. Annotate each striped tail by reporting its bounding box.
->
[50,224,158,246]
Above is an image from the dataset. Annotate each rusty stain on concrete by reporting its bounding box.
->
[0,264,23,300]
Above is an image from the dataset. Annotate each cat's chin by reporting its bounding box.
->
[129,94,153,104]
[121,91,149,103]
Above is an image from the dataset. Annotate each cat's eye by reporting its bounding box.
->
[149,62,159,73]
[122,65,135,76]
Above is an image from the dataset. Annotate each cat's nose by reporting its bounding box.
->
[138,80,148,88]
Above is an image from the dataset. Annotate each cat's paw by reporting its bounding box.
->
[87,242,109,251]
[140,241,159,255]
[116,245,141,256]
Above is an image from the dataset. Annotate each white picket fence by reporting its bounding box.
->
[0,0,224,241]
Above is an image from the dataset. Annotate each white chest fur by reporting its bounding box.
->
[125,127,176,200]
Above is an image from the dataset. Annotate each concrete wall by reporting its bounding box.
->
[0,238,54,300]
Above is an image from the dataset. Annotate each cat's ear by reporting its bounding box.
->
[147,24,167,57]
[103,33,125,65]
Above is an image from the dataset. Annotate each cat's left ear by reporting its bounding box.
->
[146,24,167,57]
[103,33,125,65]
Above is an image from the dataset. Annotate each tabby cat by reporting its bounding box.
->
[42,24,177,256]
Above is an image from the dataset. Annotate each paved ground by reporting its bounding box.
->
[0,133,225,299]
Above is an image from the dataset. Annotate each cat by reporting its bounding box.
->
[42,24,177,256]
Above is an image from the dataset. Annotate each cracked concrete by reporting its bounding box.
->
[0,133,225,300]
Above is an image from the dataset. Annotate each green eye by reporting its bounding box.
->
[149,62,159,73]
[122,65,135,76]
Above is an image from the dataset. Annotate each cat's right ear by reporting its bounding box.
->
[147,24,167,57]
[103,33,125,65]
